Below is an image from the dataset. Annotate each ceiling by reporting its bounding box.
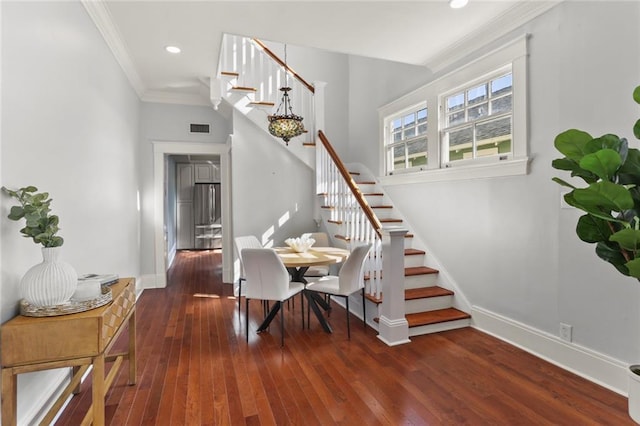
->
[84,0,561,106]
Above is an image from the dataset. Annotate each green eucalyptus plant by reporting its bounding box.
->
[552,85,640,279]
[1,186,64,247]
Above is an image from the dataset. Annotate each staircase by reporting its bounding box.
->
[216,33,471,340]
[319,165,470,337]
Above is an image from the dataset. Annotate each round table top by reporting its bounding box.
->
[274,246,350,268]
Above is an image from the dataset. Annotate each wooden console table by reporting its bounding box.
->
[1,278,136,426]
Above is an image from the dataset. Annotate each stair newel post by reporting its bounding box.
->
[377,226,411,346]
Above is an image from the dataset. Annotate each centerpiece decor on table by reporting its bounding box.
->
[2,186,78,307]
[285,235,315,253]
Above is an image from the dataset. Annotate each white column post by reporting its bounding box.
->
[377,226,411,346]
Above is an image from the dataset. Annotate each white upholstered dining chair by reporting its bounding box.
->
[242,248,305,347]
[304,243,373,339]
[234,235,263,311]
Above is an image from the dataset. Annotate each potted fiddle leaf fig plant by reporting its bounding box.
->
[2,186,77,307]
[551,85,640,422]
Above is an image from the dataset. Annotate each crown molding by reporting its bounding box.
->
[81,0,145,98]
[426,0,563,73]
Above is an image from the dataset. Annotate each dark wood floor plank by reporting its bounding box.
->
[54,250,634,426]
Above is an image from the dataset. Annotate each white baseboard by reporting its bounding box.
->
[472,305,629,396]
[19,368,71,425]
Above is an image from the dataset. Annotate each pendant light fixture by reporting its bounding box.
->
[268,44,305,145]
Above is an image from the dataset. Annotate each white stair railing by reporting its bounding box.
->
[317,131,383,300]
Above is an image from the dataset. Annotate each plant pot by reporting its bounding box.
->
[20,247,77,306]
[629,365,640,423]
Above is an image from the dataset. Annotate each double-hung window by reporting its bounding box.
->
[379,35,528,184]
[441,69,513,165]
[385,105,428,174]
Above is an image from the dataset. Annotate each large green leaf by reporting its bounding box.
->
[7,206,24,220]
[619,147,640,184]
[596,241,630,276]
[585,134,627,161]
[563,192,617,222]
[573,181,634,213]
[610,228,640,251]
[634,85,640,104]
[576,214,612,243]
[625,258,640,279]
[554,129,593,161]
[578,149,621,181]
[551,177,576,189]
[552,158,579,171]
[634,119,640,140]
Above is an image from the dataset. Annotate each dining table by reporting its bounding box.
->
[256,246,350,334]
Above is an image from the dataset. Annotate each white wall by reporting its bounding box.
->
[231,110,315,251]
[375,0,640,366]
[347,56,430,169]
[1,1,141,423]
[138,102,230,277]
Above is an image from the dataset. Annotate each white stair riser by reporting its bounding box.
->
[404,274,438,289]
[372,209,395,219]
[405,295,453,314]
[404,255,425,268]
[408,318,471,337]
[364,195,384,204]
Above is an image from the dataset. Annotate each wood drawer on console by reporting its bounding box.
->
[1,278,135,367]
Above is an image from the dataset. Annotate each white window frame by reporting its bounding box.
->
[440,66,513,168]
[378,34,529,185]
[383,103,428,175]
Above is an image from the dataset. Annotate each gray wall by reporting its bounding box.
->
[231,110,316,249]
[1,2,141,423]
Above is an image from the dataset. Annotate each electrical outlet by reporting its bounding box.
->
[560,323,573,342]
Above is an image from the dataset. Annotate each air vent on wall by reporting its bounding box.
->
[190,123,210,134]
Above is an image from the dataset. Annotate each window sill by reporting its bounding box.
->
[378,157,531,186]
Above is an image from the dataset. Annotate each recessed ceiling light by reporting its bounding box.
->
[165,45,181,54]
[449,0,469,8]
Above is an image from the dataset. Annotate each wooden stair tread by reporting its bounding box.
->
[405,286,453,300]
[365,293,382,304]
[371,205,393,209]
[364,266,438,280]
[348,171,361,175]
[356,181,376,185]
[248,101,275,106]
[379,218,402,223]
[405,248,426,256]
[405,266,438,276]
[363,193,383,196]
[231,86,257,92]
[220,71,239,77]
[303,142,316,147]
[406,308,470,328]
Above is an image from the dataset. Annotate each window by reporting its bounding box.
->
[378,35,528,184]
[441,70,513,164]
[385,105,428,174]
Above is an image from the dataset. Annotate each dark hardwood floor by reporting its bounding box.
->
[55,250,633,425]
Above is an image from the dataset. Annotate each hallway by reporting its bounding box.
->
[55,250,632,425]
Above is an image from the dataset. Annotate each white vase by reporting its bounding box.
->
[629,365,640,423]
[20,247,78,306]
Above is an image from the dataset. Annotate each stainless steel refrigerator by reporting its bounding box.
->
[193,183,222,249]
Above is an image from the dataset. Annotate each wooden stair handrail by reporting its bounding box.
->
[252,39,315,94]
[318,130,382,237]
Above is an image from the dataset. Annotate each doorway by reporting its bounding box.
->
[152,140,233,287]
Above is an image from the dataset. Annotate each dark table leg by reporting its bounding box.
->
[287,266,309,284]
[304,291,332,333]
[257,301,281,332]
